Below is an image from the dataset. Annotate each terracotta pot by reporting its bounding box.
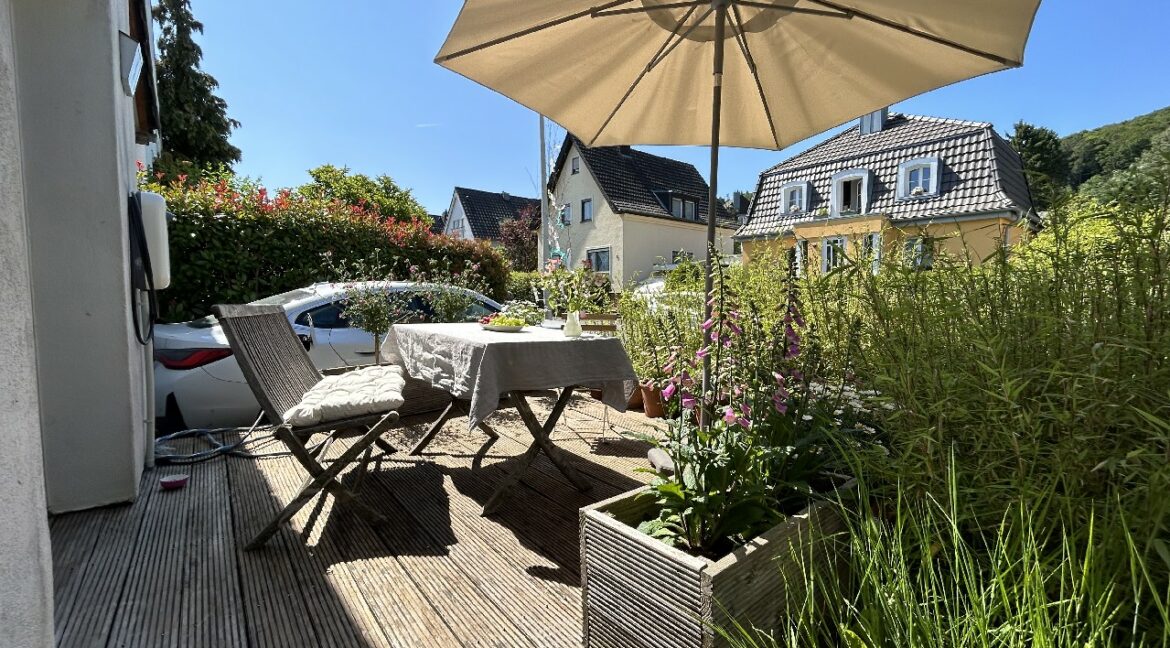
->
[641,385,665,419]
[626,385,644,409]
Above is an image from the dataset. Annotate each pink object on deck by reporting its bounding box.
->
[159,474,189,491]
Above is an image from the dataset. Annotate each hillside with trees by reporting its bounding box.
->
[1062,105,1170,188]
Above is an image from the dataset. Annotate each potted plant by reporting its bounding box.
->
[581,264,860,647]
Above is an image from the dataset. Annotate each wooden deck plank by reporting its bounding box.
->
[352,450,583,647]
[49,399,663,648]
[251,448,459,648]
[226,452,361,648]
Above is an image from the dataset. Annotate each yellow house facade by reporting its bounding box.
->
[736,111,1036,272]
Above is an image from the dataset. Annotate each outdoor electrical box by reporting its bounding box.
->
[137,190,170,290]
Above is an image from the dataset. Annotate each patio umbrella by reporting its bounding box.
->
[435,0,1041,416]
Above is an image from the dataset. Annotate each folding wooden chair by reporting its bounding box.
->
[213,304,402,550]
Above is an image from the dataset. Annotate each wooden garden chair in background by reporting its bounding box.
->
[213,304,404,550]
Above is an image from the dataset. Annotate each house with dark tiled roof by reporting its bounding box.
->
[736,109,1035,272]
[545,135,738,288]
[428,213,445,235]
[442,187,540,243]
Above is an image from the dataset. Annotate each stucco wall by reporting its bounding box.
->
[15,0,148,512]
[741,213,1016,267]
[552,143,624,283]
[621,214,736,286]
[0,0,53,643]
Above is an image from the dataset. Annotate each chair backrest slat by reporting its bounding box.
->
[213,304,322,423]
[580,312,619,334]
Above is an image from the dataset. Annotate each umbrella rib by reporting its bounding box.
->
[435,0,637,63]
[588,4,712,146]
[730,4,781,149]
[802,0,1020,66]
[736,1,851,19]
[592,1,706,18]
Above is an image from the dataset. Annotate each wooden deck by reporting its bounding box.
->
[50,395,662,647]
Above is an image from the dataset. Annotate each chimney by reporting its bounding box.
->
[859,107,889,135]
[501,191,511,201]
[617,145,633,157]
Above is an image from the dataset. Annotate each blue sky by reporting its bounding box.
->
[194,1,1170,215]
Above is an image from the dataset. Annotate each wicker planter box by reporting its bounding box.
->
[580,486,847,648]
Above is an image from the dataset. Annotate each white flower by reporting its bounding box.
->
[801,414,813,421]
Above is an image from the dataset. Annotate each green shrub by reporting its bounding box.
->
[759,196,1169,644]
[621,194,1170,642]
[507,270,542,302]
[145,171,508,321]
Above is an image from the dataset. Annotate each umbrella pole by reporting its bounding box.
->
[699,1,727,431]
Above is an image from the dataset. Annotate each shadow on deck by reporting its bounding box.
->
[50,395,662,648]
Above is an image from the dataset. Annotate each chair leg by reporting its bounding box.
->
[409,400,459,455]
[477,421,499,440]
[245,412,399,550]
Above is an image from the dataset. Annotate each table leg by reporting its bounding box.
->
[482,387,592,516]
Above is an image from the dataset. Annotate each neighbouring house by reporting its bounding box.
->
[428,212,445,235]
[1,0,162,644]
[545,134,738,289]
[443,186,541,243]
[735,109,1036,273]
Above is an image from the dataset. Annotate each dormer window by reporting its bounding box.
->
[831,169,871,217]
[897,157,941,199]
[670,196,697,220]
[779,180,811,214]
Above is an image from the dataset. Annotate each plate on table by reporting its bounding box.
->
[481,324,525,333]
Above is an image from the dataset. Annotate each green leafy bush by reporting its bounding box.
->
[728,196,1170,645]
[144,171,508,321]
[507,270,542,302]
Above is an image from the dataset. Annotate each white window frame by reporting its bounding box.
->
[671,197,684,218]
[561,203,572,225]
[830,169,871,217]
[779,180,811,214]
[586,247,611,273]
[821,236,846,273]
[897,157,940,199]
[581,198,593,222]
[794,239,809,276]
[862,232,882,275]
[904,236,933,269]
[571,156,580,175]
[683,200,696,220]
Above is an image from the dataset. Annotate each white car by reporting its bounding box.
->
[154,281,500,430]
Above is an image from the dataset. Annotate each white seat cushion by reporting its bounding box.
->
[283,365,406,427]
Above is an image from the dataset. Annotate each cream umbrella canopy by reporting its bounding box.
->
[436,0,1041,416]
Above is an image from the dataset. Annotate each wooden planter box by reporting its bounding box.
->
[580,487,847,648]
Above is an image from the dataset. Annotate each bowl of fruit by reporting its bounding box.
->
[479,312,527,332]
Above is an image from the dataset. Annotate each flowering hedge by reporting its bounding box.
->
[145,172,509,322]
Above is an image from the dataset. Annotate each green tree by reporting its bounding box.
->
[1008,120,1070,211]
[299,164,426,223]
[1081,126,1170,211]
[1062,105,1170,188]
[153,0,240,176]
[498,204,540,271]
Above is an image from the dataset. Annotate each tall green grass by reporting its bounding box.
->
[720,196,1170,645]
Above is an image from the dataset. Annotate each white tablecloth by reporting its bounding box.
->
[387,323,637,429]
